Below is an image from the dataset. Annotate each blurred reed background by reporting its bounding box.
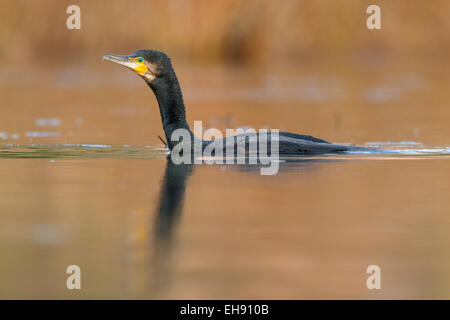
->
[1,0,449,147]
[1,1,450,300]
[1,0,449,67]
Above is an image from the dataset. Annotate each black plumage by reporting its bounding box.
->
[104,49,375,155]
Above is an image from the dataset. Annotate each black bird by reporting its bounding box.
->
[103,49,373,155]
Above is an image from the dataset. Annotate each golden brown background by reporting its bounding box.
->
[1,0,449,66]
[0,1,450,299]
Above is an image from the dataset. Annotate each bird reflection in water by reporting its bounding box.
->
[148,157,193,297]
[146,155,343,296]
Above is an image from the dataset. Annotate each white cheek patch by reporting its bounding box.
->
[143,73,156,82]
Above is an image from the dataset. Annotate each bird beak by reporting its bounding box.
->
[102,53,148,75]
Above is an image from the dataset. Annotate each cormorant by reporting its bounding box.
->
[103,49,372,155]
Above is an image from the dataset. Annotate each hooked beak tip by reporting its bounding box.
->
[102,53,148,76]
[102,53,123,62]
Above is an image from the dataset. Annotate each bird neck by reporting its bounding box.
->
[147,74,191,149]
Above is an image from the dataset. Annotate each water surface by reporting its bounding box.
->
[0,63,449,299]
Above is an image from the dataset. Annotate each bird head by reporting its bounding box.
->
[103,49,173,83]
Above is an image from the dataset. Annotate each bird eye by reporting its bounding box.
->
[137,57,144,63]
